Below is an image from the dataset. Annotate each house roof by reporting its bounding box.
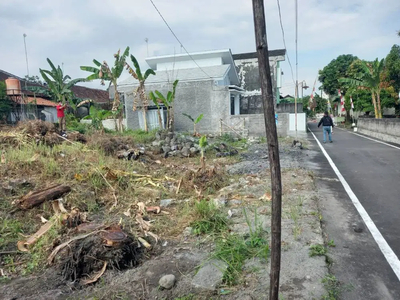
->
[118,64,233,91]
[0,69,109,104]
[144,49,240,86]
[232,49,286,60]
[70,85,109,103]
[26,97,58,107]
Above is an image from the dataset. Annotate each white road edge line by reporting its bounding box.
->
[308,127,400,281]
[336,127,400,150]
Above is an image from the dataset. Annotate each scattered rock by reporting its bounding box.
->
[171,144,178,151]
[162,146,171,153]
[159,274,176,290]
[183,227,193,237]
[165,137,171,144]
[213,197,227,207]
[192,259,228,291]
[160,199,174,207]
[185,142,193,148]
[181,147,190,157]
[352,222,363,233]
[190,147,199,154]
[152,140,162,147]
[228,200,242,206]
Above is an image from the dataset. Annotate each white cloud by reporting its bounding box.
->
[0,0,399,96]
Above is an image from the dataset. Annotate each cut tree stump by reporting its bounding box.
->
[17,184,71,209]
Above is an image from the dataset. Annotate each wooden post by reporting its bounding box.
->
[251,1,283,299]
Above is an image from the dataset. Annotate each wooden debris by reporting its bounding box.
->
[16,184,71,210]
[48,231,100,264]
[17,221,54,252]
[81,261,108,285]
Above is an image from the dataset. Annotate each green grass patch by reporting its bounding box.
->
[191,199,228,235]
[309,244,327,257]
[213,208,270,286]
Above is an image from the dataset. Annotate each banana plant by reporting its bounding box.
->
[199,135,208,170]
[125,55,155,132]
[149,91,163,129]
[40,58,85,112]
[182,113,204,136]
[154,80,179,130]
[80,47,129,131]
[83,106,113,132]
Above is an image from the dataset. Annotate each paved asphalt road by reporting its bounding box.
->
[308,122,400,299]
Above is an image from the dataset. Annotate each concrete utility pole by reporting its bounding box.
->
[251,1,283,299]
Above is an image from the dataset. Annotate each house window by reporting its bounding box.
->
[230,96,235,115]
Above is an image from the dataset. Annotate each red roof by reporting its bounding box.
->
[26,97,58,107]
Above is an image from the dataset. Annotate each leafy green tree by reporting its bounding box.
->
[80,47,129,131]
[40,58,85,109]
[125,55,155,132]
[0,81,12,123]
[319,54,358,96]
[385,45,400,93]
[24,75,43,85]
[341,59,386,118]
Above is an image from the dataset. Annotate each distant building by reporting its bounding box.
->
[0,69,109,123]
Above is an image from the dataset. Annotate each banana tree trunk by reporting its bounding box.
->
[376,91,382,119]
[372,92,378,119]
[157,108,163,129]
[112,83,120,111]
[143,108,148,132]
[169,106,174,132]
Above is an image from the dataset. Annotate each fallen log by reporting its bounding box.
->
[17,184,71,210]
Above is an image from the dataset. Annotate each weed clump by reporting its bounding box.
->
[191,199,228,235]
[309,244,327,257]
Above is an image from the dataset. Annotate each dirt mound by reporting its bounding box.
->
[55,225,143,283]
[17,120,57,136]
[89,136,135,156]
[182,166,227,195]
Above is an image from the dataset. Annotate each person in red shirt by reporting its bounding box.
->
[56,102,67,132]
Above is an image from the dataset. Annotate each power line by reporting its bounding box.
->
[276,0,295,85]
[148,0,213,80]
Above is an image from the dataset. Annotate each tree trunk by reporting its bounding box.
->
[372,92,378,119]
[17,184,71,210]
[112,82,124,132]
[377,90,382,119]
[157,108,163,129]
[252,1,283,299]
[143,108,148,132]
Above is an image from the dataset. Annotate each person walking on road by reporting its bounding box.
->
[318,111,334,143]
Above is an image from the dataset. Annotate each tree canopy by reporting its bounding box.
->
[385,44,400,93]
[318,54,358,96]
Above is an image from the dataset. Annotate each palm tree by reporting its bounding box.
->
[80,47,129,131]
[40,58,85,110]
[341,58,386,118]
[125,55,155,132]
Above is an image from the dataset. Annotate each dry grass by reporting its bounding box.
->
[0,125,236,278]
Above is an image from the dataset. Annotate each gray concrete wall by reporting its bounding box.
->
[227,113,289,137]
[123,80,230,134]
[276,103,303,113]
[358,118,400,144]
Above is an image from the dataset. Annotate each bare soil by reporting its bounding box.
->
[0,123,328,300]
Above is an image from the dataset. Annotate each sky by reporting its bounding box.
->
[0,0,399,97]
